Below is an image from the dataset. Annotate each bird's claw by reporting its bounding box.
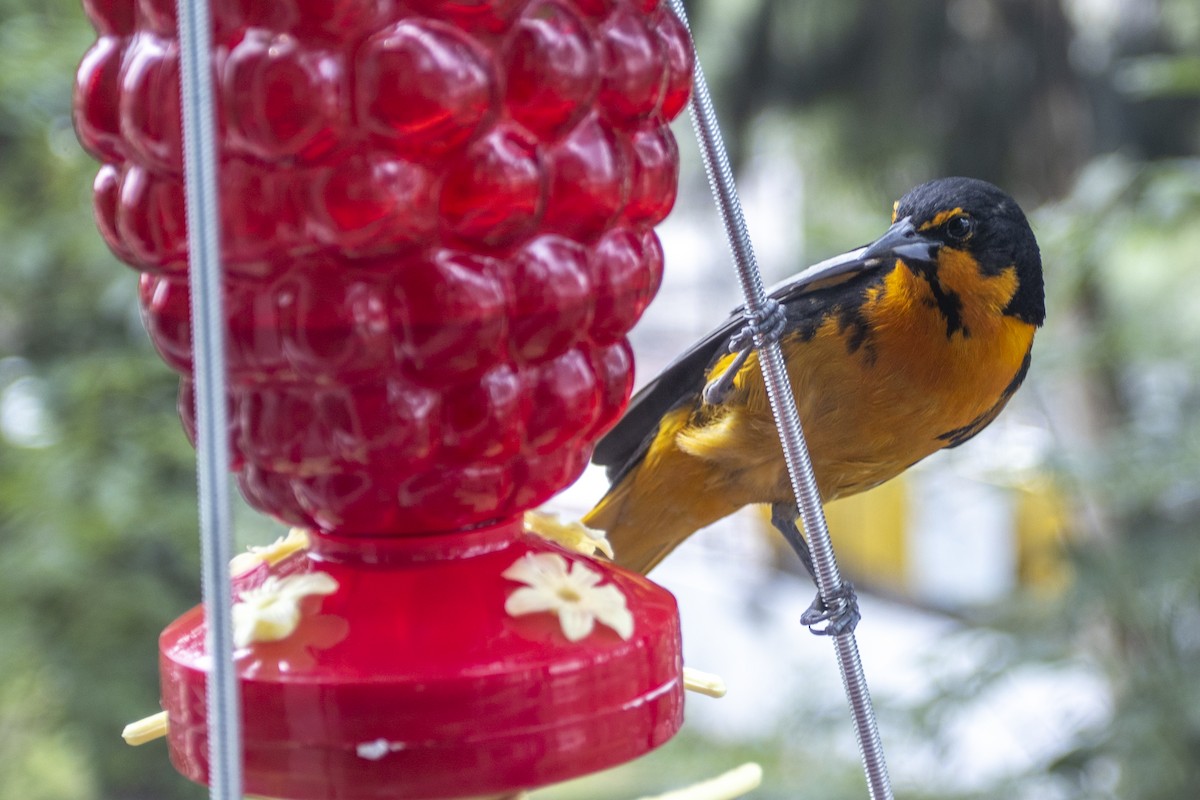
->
[702,299,787,406]
[800,582,860,637]
[728,297,786,352]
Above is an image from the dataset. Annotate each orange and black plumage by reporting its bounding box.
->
[583,177,1045,593]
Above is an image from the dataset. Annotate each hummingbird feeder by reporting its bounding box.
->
[74,0,696,797]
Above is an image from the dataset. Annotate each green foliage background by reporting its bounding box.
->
[1,0,1199,798]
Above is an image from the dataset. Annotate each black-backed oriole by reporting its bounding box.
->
[583,177,1045,628]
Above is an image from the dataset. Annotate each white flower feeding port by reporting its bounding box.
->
[231,573,340,648]
[503,551,636,642]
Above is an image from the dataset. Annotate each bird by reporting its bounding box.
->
[582,177,1044,633]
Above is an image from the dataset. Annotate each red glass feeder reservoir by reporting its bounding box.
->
[76,0,693,797]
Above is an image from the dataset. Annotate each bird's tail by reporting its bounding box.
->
[583,408,743,574]
[583,478,690,574]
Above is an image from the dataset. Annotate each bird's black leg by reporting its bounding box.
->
[702,348,751,405]
[769,502,861,637]
[770,501,815,575]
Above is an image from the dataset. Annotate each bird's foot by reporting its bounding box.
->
[702,299,787,405]
[800,582,860,637]
[728,297,786,352]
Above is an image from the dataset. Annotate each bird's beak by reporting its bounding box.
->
[767,216,941,295]
[861,216,940,265]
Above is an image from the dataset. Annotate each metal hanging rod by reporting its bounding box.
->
[665,1,894,798]
[174,0,242,798]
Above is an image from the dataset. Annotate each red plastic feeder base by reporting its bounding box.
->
[159,518,683,800]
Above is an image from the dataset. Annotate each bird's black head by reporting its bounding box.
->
[877,177,1045,326]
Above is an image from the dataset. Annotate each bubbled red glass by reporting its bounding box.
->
[76,0,692,538]
[78,1,694,798]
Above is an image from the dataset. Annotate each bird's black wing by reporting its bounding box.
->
[591,314,739,484]
[591,248,884,488]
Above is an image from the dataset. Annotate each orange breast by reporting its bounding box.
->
[678,258,1037,502]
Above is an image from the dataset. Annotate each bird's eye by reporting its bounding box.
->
[945,214,974,242]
